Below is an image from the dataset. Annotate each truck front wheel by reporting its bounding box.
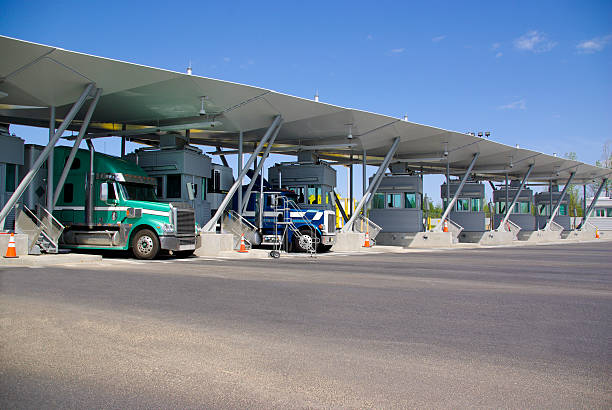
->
[131,229,160,260]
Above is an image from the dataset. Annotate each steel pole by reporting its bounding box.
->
[577,178,607,230]
[47,106,55,212]
[241,119,283,214]
[498,164,533,231]
[544,172,575,231]
[0,83,95,228]
[362,148,366,200]
[436,152,480,232]
[238,130,243,215]
[53,88,102,207]
[202,115,281,232]
[85,140,95,226]
[342,137,400,232]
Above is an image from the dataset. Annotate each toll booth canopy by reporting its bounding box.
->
[441,180,485,232]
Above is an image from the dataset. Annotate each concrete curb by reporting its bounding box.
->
[0,253,103,267]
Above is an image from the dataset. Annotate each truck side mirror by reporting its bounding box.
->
[100,182,108,202]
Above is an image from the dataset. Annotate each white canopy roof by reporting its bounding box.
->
[0,35,609,184]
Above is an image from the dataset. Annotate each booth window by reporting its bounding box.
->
[471,198,482,212]
[155,177,164,198]
[607,208,612,217]
[559,204,568,216]
[5,163,16,192]
[519,202,530,214]
[372,193,385,209]
[166,174,181,198]
[63,183,74,203]
[496,202,506,214]
[386,193,401,208]
[537,203,548,216]
[307,185,321,205]
[201,177,207,200]
[289,187,305,203]
[456,198,469,211]
[404,193,417,208]
[595,209,604,217]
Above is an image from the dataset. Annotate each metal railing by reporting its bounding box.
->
[548,220,564,232]
[447,219,464,244]
[351,213,382,240]
[15,204,64,254]
[221,210,258,249]
[498,218,522,240]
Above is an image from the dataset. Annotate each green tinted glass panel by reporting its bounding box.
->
[519,202,530,214]
[5,163,15,192]
[559,204,567,216]
[372,193,385,209]
[456,198,469,211]
[471,198,481,212]
[405,193,416,208]
[387,193,401,208]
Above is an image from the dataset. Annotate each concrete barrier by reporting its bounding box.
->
[519,230,562,243]
[562,229,599,241]
[195,233,234,256]
[0,233,29,256]
[331,232,365,252]
[407,231,454,248]
[477,230,516,246]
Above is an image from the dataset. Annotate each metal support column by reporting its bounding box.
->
[53,88,103,207]
[435,152,480,232]
[47,106,55,212]
[577,178,607,230]
[583,184,587,224]
[498,164,533,231]
[202,115,282,232]
[505,172,509,215]
[544,172,575,231]
[121,124,126,158]
[85,140,95,226]
[241,119,283,214]
[349,154,354,217]
[362,148,367,200]
[0,83,95,228]
[342,137,400,232]
[238,130,243,215]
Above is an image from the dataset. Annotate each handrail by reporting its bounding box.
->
[548,220,564,232]
[352,214,382,240]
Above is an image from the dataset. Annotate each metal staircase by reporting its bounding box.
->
[15,204,65,254]
[351,213,382,243]
[271,195,319,255]
[221,210,258,250]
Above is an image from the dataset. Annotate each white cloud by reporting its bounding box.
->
[513,30,556,53]
[432,35,446,42]
[366,34,373,40]
[498,99,526,110]
[223,57,231,62]
[576,34,612,54]
[390,48,405,54]
[491,42,501,50]
[495,52,503,58]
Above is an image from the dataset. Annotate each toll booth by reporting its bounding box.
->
[534,185,570,230]
[127,140,212,227]
[441,179,486,242]
[208,163,233,215]
[0,125,24,230]
[368,174,423,245]
[267,159,336,211]
[493,180,535,231]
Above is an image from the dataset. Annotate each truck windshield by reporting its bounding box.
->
[118,182,157,202]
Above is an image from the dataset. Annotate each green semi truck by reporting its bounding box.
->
[51,146,200,259]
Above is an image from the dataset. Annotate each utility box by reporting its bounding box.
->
[369,174,423,245]
[127,145,212,228]
[534,186,570,230]
[441,180,486,239]
[268,161,336,211]
[0,126,24,230]
[493,180,535,230]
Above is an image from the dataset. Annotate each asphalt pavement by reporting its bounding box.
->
[1,242,611,408]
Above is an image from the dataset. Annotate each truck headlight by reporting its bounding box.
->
[162,223,175,233]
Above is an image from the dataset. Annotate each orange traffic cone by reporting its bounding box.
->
[363,231,371,248]
[443,219,449,233]
[4,232,18,258]
[237,233,248,253]
[595,229,600,239]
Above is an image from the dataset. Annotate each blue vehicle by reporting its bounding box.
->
[234,179,336,252]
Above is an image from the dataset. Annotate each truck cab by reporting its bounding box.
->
[239,187,336,252]
[52,146,200,259]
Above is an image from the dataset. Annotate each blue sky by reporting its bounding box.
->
[2,0,611,203]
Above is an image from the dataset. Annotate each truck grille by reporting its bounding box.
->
[176,209,196,235]
[328,213,336,233]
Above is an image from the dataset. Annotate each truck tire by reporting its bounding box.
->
[131,229,160,260]
[292,227,318,253]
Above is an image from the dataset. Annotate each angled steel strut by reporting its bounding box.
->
[498,164,533,231]
[576,177,608,230]
[543,172,575,231]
